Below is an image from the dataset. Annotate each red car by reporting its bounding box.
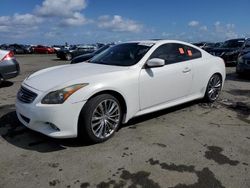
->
[33,45,55,54]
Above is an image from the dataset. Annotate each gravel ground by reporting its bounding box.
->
[0,54,249,188]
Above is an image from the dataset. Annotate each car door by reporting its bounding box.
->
[139,43,193,110]
[37,46,43,53]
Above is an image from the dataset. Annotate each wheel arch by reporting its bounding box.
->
[77,89,128,137]
[204,72,223,91]
[87,90,127,116]
[203,72,223,102]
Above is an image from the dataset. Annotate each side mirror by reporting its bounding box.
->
[146,58,165,68]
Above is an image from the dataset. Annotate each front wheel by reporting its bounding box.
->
[204,74,222,103]
[78,94,122,143]
[65,53,72,60]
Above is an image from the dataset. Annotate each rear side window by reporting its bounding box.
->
[184,45,202,60]
[150,43,202,65]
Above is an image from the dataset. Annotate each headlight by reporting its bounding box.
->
[41,84,88,104]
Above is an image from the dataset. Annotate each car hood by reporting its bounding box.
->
[24,63,129,91]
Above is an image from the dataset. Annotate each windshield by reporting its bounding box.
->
[93,45,111,55]
[89,43,153,66]
[222,40,245,48]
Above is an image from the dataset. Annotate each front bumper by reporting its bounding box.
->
[15,86,86,138]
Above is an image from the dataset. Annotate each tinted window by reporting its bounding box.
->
[184,45,202,59]
[90,43,152,66]
[93,45,111,55]
[150,43,201,64]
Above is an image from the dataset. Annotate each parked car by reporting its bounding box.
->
[16,40,225,143]
[209,38,246,65]
[56,46,76,60]
[192,42,222,52]
[203,42,222,52]
[236,52,250,76]
[33,45,55,54]
[0,44,9,50]
[7,44,32,54]
[0,50,20,84]
[23,45,33,54]
[52,45,64,52]
[71,44,113,64]
[56,45,96,60]
[192,42,207,48]
[238,38,250,57]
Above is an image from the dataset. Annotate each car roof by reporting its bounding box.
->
[125,39,200,49]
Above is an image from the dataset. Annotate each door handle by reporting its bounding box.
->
[182,67,191,73]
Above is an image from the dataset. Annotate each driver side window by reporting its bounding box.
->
[150,43,188,65]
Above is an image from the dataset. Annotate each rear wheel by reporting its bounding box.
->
[78,94,122,143]
[204,74,222,102]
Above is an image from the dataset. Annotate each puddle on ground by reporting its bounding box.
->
[96,168,160,188]
[205,146,239,166]
[147,158,225,188]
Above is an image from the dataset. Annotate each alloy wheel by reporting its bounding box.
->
[91,99,121,139]
[207,74,222,101]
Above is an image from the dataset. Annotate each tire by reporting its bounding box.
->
[78,94,122,143]
[204,74,222,103]
[65,53,72,61]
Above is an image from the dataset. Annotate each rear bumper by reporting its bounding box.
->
[0,59,20,80]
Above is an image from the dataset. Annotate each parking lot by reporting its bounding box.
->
[0,54,249,188]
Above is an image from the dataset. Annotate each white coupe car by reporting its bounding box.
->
[16,40,225,143]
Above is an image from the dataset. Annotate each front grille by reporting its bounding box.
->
[17,86,37,103]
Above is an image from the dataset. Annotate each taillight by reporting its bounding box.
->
[1,51,15,61]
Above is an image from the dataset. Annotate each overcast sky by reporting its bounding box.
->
[0,0,249,45]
